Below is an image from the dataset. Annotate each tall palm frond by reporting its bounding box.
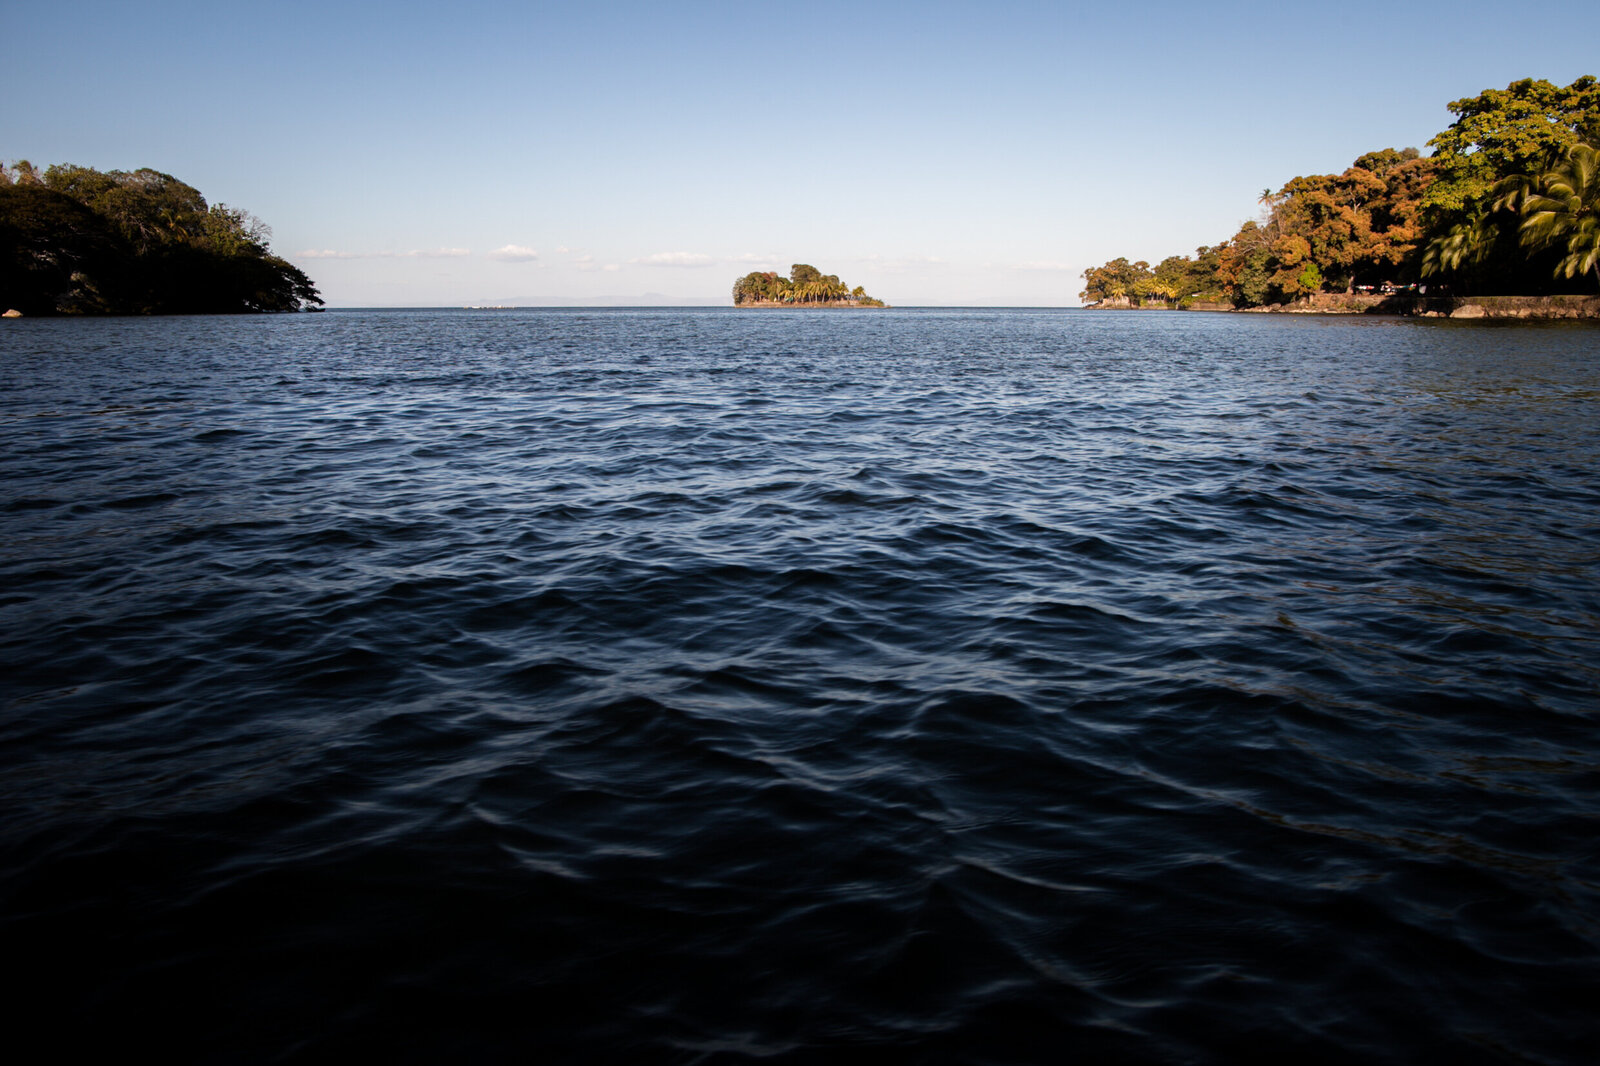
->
[1518,144,1600,283]
[1489,169,1537,215]
[1421,213,1499,277]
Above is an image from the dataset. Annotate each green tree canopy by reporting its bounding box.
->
[1083,249,1230,307]
[1435,142,1600,288]
[732,265,882,306]
[1079,257,1151,303]
[1085,75,1599,307]
[1,161,320,314]
[1425,76,1600,215]
[0,183,127,314]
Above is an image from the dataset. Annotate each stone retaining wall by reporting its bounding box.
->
[1093,293,1600,319]
[1280,293,1600,318]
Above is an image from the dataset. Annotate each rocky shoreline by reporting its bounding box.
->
[1091,294,1600,319]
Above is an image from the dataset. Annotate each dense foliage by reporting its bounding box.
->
[1081,77,1600,307]
[1,162,321,315]
[733,263,884,306]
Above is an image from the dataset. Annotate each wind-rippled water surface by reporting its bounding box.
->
[3,308,1598,1064]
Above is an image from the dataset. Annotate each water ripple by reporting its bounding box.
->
[1,309,1598,1064]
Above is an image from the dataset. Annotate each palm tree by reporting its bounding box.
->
[1518,143,1600,286]
[1421,213,1499,278]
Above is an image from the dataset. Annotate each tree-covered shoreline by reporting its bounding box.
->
[1,162,321,315]
[733,264,885,307]
[1081,77,1599,309]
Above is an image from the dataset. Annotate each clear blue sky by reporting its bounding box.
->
[7,1,1597,305]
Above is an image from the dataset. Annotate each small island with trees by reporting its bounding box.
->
[733,264,885,307]
[1079,76,1599,317]
[1,162,321,316]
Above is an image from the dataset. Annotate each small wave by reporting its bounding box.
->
[2,309,1597,1065]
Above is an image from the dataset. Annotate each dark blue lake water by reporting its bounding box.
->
[2,308,1597,1064]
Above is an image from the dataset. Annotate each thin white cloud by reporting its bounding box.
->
[631,251,715,267]
[1011,261,1076,272]
[602,263,621,272]
[297,248,470,260]
[487,244,540,262]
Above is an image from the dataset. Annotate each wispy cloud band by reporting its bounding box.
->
[487,244,539,262]
[631,251,716,267]
[298,248,472,260]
